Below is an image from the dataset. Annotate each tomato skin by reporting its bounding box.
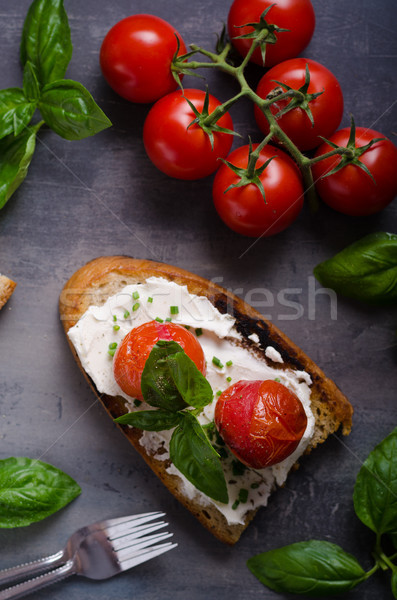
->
[227,0,315,67]
[213,144,304,237]
[254,58,344,151]
[143,89,234,180]
[215,380,307,469]
[113,320,206,400]
[312,128,397,216]
[100,15,186,104]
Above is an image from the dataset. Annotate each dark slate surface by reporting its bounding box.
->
[0,1,396,599]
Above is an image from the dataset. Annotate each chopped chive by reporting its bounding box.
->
[108,342,118,350]
[226,376,232,383]
[232,460,246,477]
[274,377,281,382]
[216,390,222,397]
[123,310,130,319]
[238,488,249,503]
[155,317,164,323]
[170,305,179,315]
[165,317,172,322]
[226,360,233,367]
[112,315,117,322]
[251,482,260,489]
[132,291,139,300]
[195,327,203,336]
[133,399,142,407]
[113,324,120,331]
[147,297,153,303]
[232,500,240,510]
[212,356,224,368]
[108,349,116,357]
[132,302,140,311]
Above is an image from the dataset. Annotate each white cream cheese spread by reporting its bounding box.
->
[68,276,315,525]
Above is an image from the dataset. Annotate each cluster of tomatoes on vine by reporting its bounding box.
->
[99,0,397,238]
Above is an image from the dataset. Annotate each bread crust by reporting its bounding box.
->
[0,275,16,310]
[59,256,353,544]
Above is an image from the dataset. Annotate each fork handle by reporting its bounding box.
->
[0,551,65,586]
[0,561,75,600]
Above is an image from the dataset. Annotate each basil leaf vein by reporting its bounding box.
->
[247,540,367,596]
[20,0,72,87]
[313,232,397,305]
[0,122,42,209]
[170,411,228,504]
[39,80,112,140]
[115,409,182,431]
[166,350,213,410]
[0,88,37,139]
[0,456,81,528]
[353,427,397,535]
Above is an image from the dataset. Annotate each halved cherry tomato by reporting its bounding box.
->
[100,14,186,103]
[113,320,206,400]
[214,379,307,469]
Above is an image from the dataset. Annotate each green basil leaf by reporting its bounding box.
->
[115,409,182,431]
[23,60,41,102]
[313,232,397,305]
[247,540,367,596]
[20,0,72,87]
[166,351,213,410]
[0,122,42,210]
[38,80,111,140]
[0,457,81,528]
[0,88,36,139]
[141,341,189,412]
[392,571,397,599]
[353,427,397,535]
[170,411,228,504]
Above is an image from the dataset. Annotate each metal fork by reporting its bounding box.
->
[0,512,176,600]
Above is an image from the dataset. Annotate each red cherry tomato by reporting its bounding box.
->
[113,320,206,400]
[143,89,234,180]
[227,0,315,67]
[99,14,186,103]
[254,58,344,151]
[212,143,304,237]
[312,128,397,216]
[214,380,307,469]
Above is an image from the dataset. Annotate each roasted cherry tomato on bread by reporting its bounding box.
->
[227,0,315,67]
[114,320,206,400]
[312,128,397,216]
[100,14,186,103]
[254,58,344,151]
[143,89,234,180]
[212,143,304,237]
[215,380,307,469]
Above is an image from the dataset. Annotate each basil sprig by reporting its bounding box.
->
[313,232,397,305]
[0,0,111,209]
[115,340,229,504]
[247,428,397,597]
[0,457,81,528]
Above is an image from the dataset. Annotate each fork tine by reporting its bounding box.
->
[108,520,167,543]
[104,512,166,538]
[115,531,174,557]
[101,511,164,530]
[118,541,178,572]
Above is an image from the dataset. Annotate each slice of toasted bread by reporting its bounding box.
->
[0,275,16,310]
[59,256,352,544]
